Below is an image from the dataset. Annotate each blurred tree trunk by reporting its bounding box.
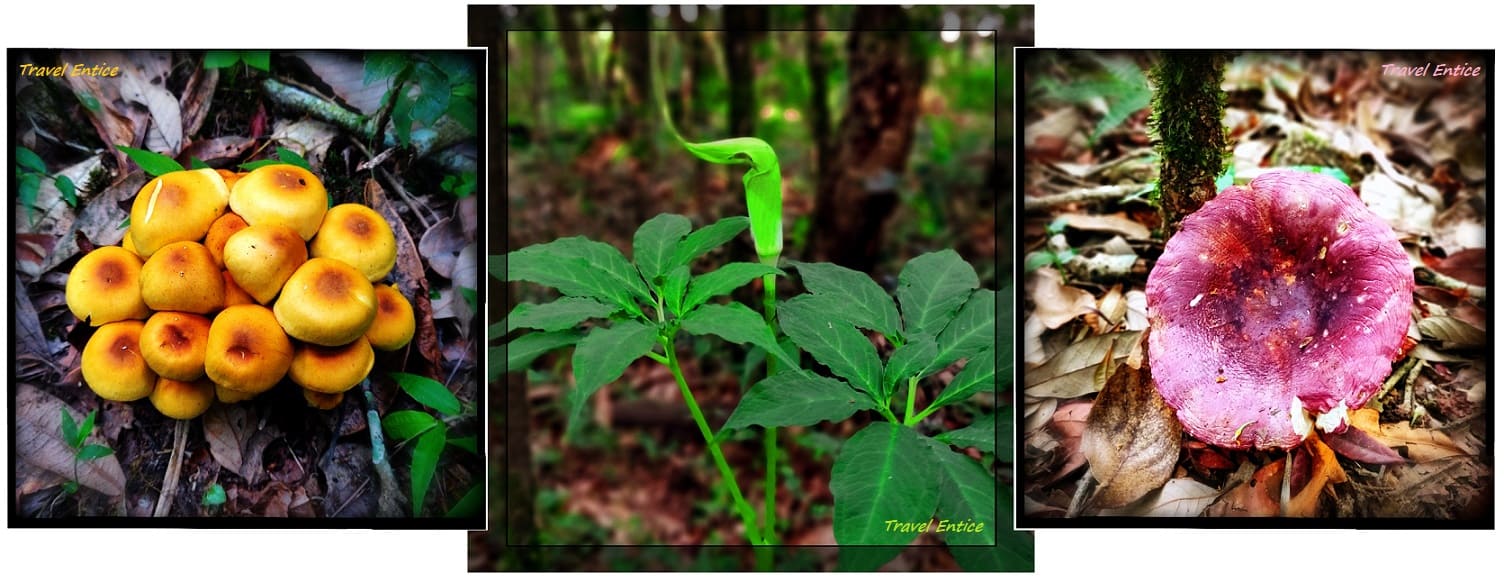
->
[805,6,833,171]
[1150,51,1227,235]
[554,6,592,99]
[810,6,928,273]
[610,5,654,150]
[674,7,715,191]
[722,7,767,138]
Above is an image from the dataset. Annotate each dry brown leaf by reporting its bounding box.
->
[14,384,126,496]
[1060,213,1151,240]
[1044,399,1092,484]
[115,52,183,154]
[365,179,441,377]
[178,136,254,165]
[1416,316,1486,349]
[419,216,469,279]
[295,52,392,115]
[1026,267,1096,329]
[203,404,253,479]
[1024,330,1142,399]
[1081,358,1181,509]
[1286,437,1348,518]
[270,119,339,170]
[1350,408,1466,463]
[62,50,151,168]
[1206,460,1282,517]
[177,65,218,139]
[1099,478,1220,517]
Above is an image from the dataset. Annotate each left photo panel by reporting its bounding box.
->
[9,49,486,527]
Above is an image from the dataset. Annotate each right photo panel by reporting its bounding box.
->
[1016,49,1493,526]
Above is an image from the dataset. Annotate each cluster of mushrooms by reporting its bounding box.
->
[65,164,416,420]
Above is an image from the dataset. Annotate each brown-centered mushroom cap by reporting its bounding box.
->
[274,258,378,346]
[148,377,215,420]
[309,203,397,282]
[128,168,230,257]
[228,164,328,240]
[289,337,374,394]
[222,223,308,304]
[66,246,151,326]
[203,304,294,395]
[140,311,213,381]
[81,320,157,402]
[365,284,416,351]
[140,241,226,314]
[1146,170,1414,450]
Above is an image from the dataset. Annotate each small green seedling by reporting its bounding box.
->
[15,145,78,223]
[57,408,114,495]
[380,372,478,517]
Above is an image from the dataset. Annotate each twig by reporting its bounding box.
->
[330,477,372,518]
[1023,184,1150,212]
[347,139,437,230]
[362,380,405,517]
[152,419,189,517]
[1415,266,1487,301]
[1064,471,1096,518]
[1278,450,1292,517]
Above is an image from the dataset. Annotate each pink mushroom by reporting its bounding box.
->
[1146,170,1413,450]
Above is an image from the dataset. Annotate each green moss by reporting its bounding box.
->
[1149,51,1228,234]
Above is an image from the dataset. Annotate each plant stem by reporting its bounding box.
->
[759,272,778,547]
[661,336,766,546]
[903,376,920,425]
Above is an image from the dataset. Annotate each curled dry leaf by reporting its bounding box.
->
[270,119,339,170]
[1416,316,1486,349]
[61,50,151,168]
[1081,353,1181,509]
[203,404,254,480]
[1099,478,1220,517]
[1060,212,1151,240]
[15,384,126,497]
[1349,408,1467,463]
[1286,437,1348,517]
[1026,267,1096,329]
[1044,399,1092,485]
[1320,421,1405,465]
[1024,330,1142,399]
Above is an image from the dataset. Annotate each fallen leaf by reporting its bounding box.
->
[1286,437,1347,517]
[1022,397,1058,434]
[270,119,339,170]
[1099,478,1220,517]
[1026,267,1096,329]
[62,50,151,168]
[1024,331,1142,399]
[295,52,392,115]
[1423,248,1487,287]
[203,404,253,479]
[177,65,218,139]
[1349,408,1466,463]
[14,384,126,496]
[1081,357,1181,509]
[1044,399,1092,484]
[419,216,469,279]
[1416,316,1485,349]
[1123,290,1148,331]
[1060,213,1150,240]
[1321,424,1404,465]
[115,52,183,154]
[178,135,254,165]
[1359,172,1437,235]
[1431,196,1486,255]
[1206,460,1282,517]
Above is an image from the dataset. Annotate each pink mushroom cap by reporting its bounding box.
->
[1146,170,1413,450]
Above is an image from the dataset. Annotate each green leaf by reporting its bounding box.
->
[779,295,883,399]
[565,321,659,432]
[412,62,452,126]
[681,303,797,369]
[500,330,584,375]
[53,175,76,208]
[115,145,185,176]
[930,347,997,411]
[505,297,618,333]
[77,92,101,112]
[17,146,46,173]
[682,263,780,314]
[925,437,995,547]
[76,444,114,461]
[883,335,937,398]
[631,213,692,284]
[241,51,271,72]
[446,436,478,455]
[662,265,690,318]
[935,409,1005,458]
[670,216,749,268]
[202,51,243,69]
[365,52,409,85]
[836,546,905,572]
[62,481,79,495]
[724,370,870,430]
[790,261,901,337]
[390,88,414,146]
[59,409,80,451]
[445,483,484,518]
[460,287,477,310]
[79,410,97,447]
[390,372,462,416]
[949,538,1034,573]
[503,236,651,317]
[409,423,447,516]
[18,173,40,222]
[188,157,211,170]
[382,410,439,441]
[1022,250,1055,273]
[275,147,312,171]
[201,483,228,506]
[897,250,979,337]
[447,96,478,133]
[932,289,995,371]
[830,422,938,545]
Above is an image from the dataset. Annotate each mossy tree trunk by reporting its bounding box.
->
[1150,51,1227,236]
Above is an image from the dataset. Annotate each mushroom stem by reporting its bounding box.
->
[152,419,190,517]
[362,380,405,518]
[1278,450,1293,517]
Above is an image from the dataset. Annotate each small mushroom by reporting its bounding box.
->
[1146,170,1413,450]
[309,203,397,282]
[148,377,215,420]
[66,246,150,326]
[203,212,249,268]
[365,284,416,351]
[289,337,374,394]
[128,168,230,257]
[81,320,157,401]
[139,311,212,381]
[121,230,141,258]
[204,304,294,396]
[303,389,344,410]
[221,271,257,308]
[274,258,378,346]
[223,223,308,304]
[229,164,329,240]
[215,385,257,404]
[140,241,225,314]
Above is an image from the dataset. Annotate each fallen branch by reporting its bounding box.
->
[1024,184,1150,212]
[260,78,476,175]
[1415,266,1487,301]
[152,419,189,517]
[362,380,405,517]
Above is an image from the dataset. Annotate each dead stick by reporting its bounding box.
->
[1023,184,1149,212]
[1064,471,1096,518]
[362,380,405,517]
[152,419,189,517]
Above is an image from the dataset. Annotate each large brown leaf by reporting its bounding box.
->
[1349,408,1467,462]
[1081,351,1181,509]
[15,384,126,496]
[203,404,254,479]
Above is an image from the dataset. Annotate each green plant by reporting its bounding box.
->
[15,145,77,223]
[202,51,270,72]
[57,409,113,495]
[1022,216,1077,272]
[363,53,478,148]
[1037,54,1150,144]
[240,146,312,172]
[440,171,477,198]
[379,372,480,517]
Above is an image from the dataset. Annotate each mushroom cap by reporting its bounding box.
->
[140,311,213,381]
[302,389,344,410]
[366,284,416,351]
[309,203,397,282]
[140,241,226,314]
[221,270,257,308]
[203,212,250,268]
[216,169,242,191]
[1146,170,1414,450]
[274,258,378,346]
[81,320,157,401]
[289,337,374,394]
[204,304,294,395]
[223,223,308,304]
[128,168,230,257]
[148,377,215,420]
[121,230,141,258]
[66,246,151,326]
[216,385,257,404]
[229,164,328,240]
